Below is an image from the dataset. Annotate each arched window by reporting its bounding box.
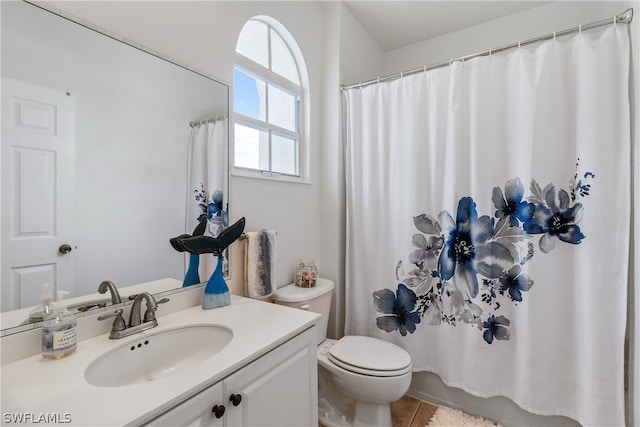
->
[233,18,306,180]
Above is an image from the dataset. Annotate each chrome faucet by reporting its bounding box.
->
[70,280,123,313]
[129,292,158,328]
[98,292,168,339]
[98,280,122,304]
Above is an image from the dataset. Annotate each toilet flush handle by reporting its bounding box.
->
[299,303,310,310]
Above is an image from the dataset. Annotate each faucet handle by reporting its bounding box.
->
[97,309,126,332]
[143,297,169,322]
[143,306,157,323]
[127,295,169,303]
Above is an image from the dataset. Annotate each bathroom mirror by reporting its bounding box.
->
[1,1,229,335]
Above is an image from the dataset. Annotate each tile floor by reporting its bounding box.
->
[390,395,439,427]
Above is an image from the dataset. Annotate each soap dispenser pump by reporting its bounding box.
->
[28,282,54,323]
[42,291,77,360]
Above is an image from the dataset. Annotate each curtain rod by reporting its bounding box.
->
[341,8,633,92]
[189,115,228,128]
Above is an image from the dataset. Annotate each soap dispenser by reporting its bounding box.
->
[28,282,54,323]
[42,291,77,360]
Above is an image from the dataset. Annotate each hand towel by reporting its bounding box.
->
[243,230,276,299]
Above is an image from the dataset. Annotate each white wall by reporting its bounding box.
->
[338,3,385,87]
[319,2,384,339]
[48,1,326,297]
[383,1,637,76]
[319,2,344,339]
[378,2,639,426]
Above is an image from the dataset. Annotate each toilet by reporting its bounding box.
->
[273,278,412,427]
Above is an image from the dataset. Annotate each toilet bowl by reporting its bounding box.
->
[273,279,412,427]
[318,337,412,426]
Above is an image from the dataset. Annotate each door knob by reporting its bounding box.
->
[211,404,225,418]
[230,393,242,406]
[58,244,72,254]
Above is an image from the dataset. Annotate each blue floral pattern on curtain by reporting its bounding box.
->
[194,183,225,224]
[373,163,594,344]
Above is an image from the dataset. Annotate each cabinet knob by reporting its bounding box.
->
[230,393,242,406]
[211,404,225,418]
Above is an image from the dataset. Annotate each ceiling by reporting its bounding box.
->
[344,1,552,51]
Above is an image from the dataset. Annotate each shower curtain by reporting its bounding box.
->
[344,26,631,426]
[186,119,228,279]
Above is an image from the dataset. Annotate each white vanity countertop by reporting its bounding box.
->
[0,296,319,426]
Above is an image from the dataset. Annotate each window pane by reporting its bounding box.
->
[268,85,297,132]
[234,68,266,121]
[271,133,298,175]
[236,20,268,68]
[271,29,300,84]
[235,123,269,170]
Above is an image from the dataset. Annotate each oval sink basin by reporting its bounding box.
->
[85,324,233,387]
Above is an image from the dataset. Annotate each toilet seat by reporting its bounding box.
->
[327,336,411,377]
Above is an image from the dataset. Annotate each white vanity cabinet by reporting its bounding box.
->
[147,382,225,427]
[145,327,317,427]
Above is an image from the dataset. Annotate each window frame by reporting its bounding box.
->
[232,19,308,183]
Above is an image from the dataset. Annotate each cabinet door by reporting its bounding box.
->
[224,328,317,427]
[145,381,225,427]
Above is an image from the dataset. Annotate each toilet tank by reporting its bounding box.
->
[272,278,334,345]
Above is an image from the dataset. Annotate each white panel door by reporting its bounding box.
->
[224,329,317,427]
[1,77,75,311]
[143,381,225,427]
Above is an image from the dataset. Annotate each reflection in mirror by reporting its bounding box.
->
[1,1,229,335]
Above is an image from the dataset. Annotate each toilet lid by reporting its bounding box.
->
[328,336,411,377]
